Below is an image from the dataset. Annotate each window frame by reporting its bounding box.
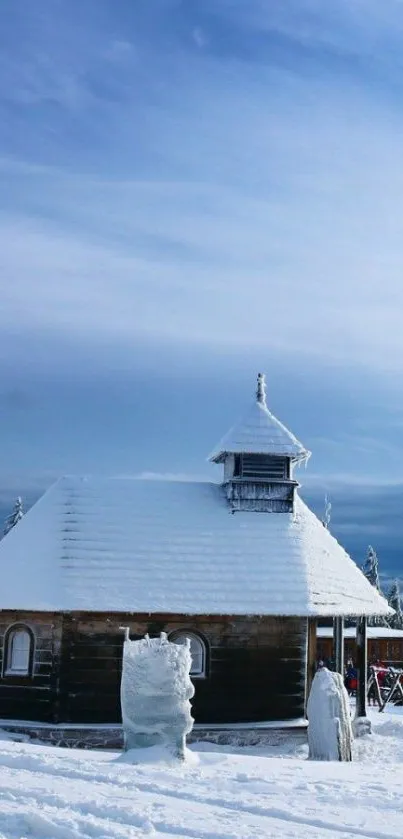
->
[169,630,208,679]
[3,623,35,678]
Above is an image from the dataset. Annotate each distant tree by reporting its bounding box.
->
[387,579,403,629]
[361,545,388,627]
[322,494,332,529]
[362,545,381,591]
[3,496,24,537]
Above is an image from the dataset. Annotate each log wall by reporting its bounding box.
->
[0,611,308,725]
[0,611,62,722]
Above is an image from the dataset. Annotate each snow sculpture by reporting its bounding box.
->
[307,667,353,761]
[120,631,195,759]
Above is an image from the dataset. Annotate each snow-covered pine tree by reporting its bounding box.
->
[362,545,381,590]
[322,494,332,529]
[361,545,387,627]
[388,579,403,629]
[3,496,24,537]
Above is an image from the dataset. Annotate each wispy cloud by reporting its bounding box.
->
[2,1,403,521]
[2,2,403,373]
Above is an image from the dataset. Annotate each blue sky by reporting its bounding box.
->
[1,0,403,577]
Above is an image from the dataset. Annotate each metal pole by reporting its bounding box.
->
[333,616,344,675]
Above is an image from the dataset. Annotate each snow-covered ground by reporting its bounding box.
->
[1,710,403,839]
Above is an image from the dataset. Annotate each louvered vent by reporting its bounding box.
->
[240,454,287,479]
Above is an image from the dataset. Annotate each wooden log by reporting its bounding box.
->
[306,618,317,709]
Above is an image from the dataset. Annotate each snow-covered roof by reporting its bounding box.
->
[0,476,391,618]
[317,627,403,639]
[208,374,309,463]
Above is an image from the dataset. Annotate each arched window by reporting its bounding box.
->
[169,631,207,678]
[4,625,34,676]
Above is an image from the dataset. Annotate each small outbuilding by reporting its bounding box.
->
[0,375,390,731]
[317,626,403,667]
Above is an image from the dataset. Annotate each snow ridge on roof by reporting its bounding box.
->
[317,627,403,639]
[0,476,391,618]
[209,373,310,463]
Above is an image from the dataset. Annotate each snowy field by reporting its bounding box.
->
[1,711,403,839]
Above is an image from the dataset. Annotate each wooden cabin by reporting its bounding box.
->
[317,626,403,668]
[0,374,390,733]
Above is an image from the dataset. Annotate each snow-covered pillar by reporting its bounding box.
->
[353,616,371,736]
[333,617,344,676]
[307,668,352,761]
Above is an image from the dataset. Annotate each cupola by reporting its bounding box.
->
[208,373,310,512]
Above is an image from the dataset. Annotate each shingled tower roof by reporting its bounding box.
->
[208,373,310,464]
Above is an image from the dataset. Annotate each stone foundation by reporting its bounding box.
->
[0,720,308,750]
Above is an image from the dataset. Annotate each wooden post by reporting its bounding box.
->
[356,616,367,717]
[333,616,344,676]
[306,618,317,710]
[353,616,371,736]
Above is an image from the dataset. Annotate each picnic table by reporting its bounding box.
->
[367,665,403,712]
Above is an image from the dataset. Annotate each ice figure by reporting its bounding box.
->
[307,667,353,761]
[120,631,195,759]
